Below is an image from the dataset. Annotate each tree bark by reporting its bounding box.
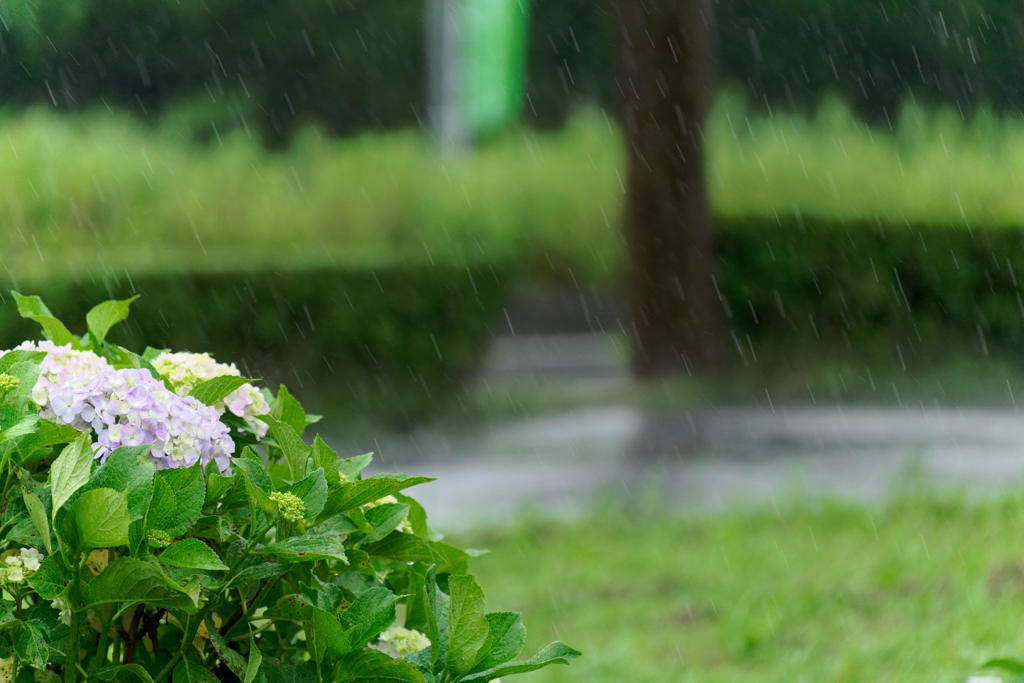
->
[611,0,723,378]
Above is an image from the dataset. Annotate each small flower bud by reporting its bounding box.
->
[269,491,306,523]
[0,373,19,395]
[147,529,173,547]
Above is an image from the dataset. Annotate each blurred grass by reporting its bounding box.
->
[460,492,1024,682]
[4,92,1024,286]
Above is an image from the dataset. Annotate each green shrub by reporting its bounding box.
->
[0,294,579,681]
[0,267,509,423]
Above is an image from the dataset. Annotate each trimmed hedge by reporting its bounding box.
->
[6,216,1022,425]
[0,265,509,424]
[719,217,1024,362]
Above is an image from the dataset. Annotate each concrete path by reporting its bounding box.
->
[342,404,1024,529]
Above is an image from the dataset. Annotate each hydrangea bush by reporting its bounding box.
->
[0,292,578,682]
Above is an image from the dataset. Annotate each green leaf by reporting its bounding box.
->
[28,553,66,600]
[85,296,139,345]
[446,575,489,676]
[264,417,310,481]
[49,434,95,521]
[233,457,276,514]
[84,557,192,609]
[225,562,286,590]
[472,613,526,672]
[88,445,155,520]
[337,453,374,482]
[311,436,342,486]
[363,503,410,544]
[258,534,348,563]
[985,657,1024,673]
[13,620,50,669]
[271,384,308,435]
[287,468,328,519]
[147,463,205,538]
[0,414,39,444]
[21,483,51,554]
[92,663,157,683]
[338,587,398,654]
[424,567,450,671]
[189,375,256,407]
[458,642,581,682]
[11,291,76,345]
[363,534,436,564]
[310,604,351,664]
[158,538,229,571]
[244,629,263,683]
[14,419,81,454]
[0,360,41,407]
[0,349,45,374]
[72,488,130,549]
[319,475,434,520]
[333,649,425,682]
[209,630,247,679]
[172,657,220,683]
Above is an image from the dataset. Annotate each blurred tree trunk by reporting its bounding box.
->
[611,0,723,378]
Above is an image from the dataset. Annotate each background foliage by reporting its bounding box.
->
[1,0,1020,141]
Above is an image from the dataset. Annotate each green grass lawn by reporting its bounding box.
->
[456,493,1024,682]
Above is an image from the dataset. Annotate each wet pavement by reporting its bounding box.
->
[326,333,1024,528]
[341,404,1024,529]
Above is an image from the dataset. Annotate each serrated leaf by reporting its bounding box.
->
[27,553,66,600]
[258,534,348,563]
[92,663,156,682]
[319,475,434,520]
[311,436,342,486]
[271,384,308,435]
[85,296,139,345]
[189,375,256,407]
[159,538,229,571]
[84,557,191,609]
[147,463,205,538]
[209,630,247,678]
[458,642,581,682]
[264,417,310,481]
[446,575,489,676]
[337,453,374,482]
[339,587,398,654]
[15,419,81,453]
[244,629,263,683]
[473,613,526,671]
[0,414,39,444]
[11,291,76,345]
[21,483,51,553]
[49,434,94,521]
[424,567,450,671]
[0,349,45,374]
[172,657,220,683]
[72,488,130,549]
[88,445,155,520]
[13,620,50,669]
[288,468,328,519]
[363,503,410,544]
[333,649,425,682]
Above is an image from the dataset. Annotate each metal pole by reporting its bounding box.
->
[428,0,468,151]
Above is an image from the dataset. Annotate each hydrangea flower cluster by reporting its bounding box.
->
[5,341,234,472]
[3,548,43,585]
[151,351,271,438]
[374,625,431,658]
